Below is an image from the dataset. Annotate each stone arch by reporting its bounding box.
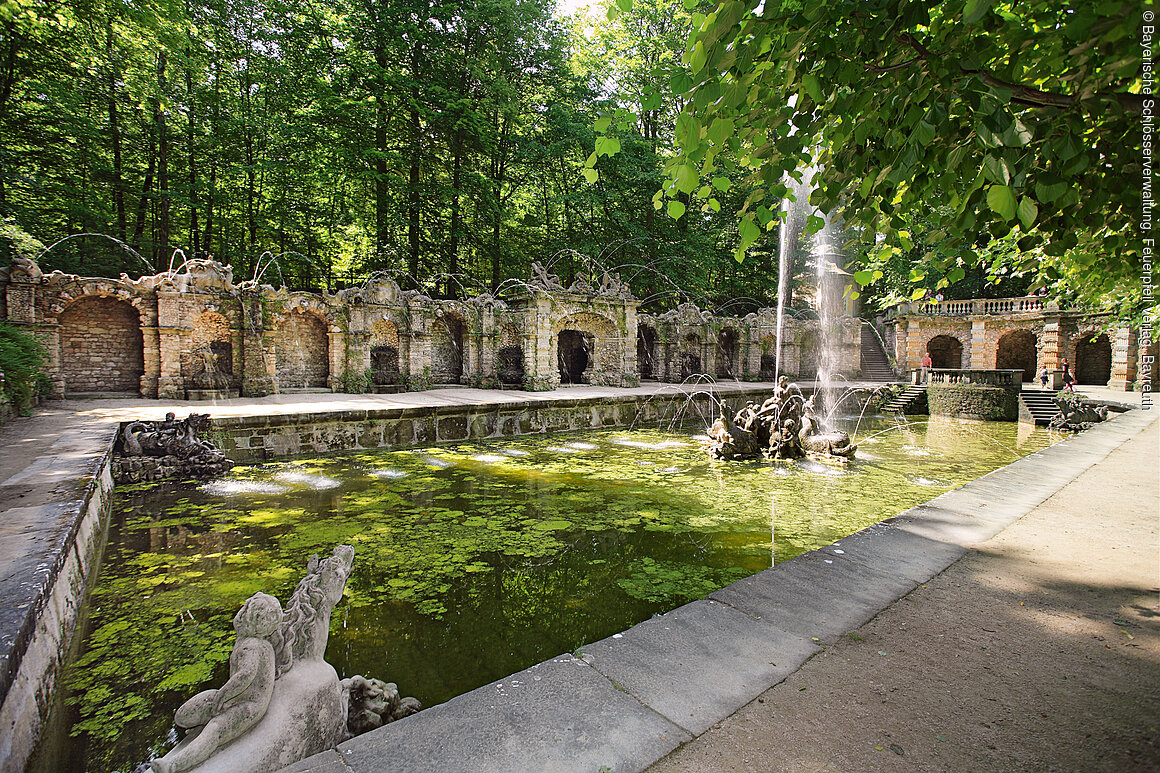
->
[553,311,620,384]
[716,327,739,379]
[275,309,330,389]
[927,334,964,369]
[188,310,234,390]
[370,319,401,385]
[759,333,777,379]
[59,295,145,394]
[431,313,465,384]
[497,323,524,386]
[1074,331,1112,385]
[680,332,703,379]
[995,328,1037,382]
[637,324,658,380]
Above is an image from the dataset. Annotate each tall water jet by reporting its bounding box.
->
[774,197,791,378]
[812,206,838,395]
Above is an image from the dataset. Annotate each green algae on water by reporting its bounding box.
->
[56,417,1055,773]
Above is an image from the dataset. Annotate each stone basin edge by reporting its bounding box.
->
[0,392,1147,773]
[281,407,1155,773]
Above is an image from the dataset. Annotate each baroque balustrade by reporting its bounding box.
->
[928,368,1024,387]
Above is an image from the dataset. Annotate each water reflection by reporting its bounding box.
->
[56,417,1055,773]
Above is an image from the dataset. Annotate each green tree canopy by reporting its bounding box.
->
[656,0,1148,322]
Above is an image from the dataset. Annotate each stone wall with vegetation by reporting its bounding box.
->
[927,383,1020,421]
[0,259,865,400]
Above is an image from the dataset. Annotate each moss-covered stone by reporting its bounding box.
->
[927,383,1019,421]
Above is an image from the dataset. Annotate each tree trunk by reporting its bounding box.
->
[131,125,157,252]
[186,52,198,257]
[156,49,171,267]
[203,56,220,256]
[106,18,126,239]
[448,124,464,297]
[406,99,422,286]
[489,112,511,290]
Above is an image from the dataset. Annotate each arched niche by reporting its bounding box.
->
[275,309,330,389]
[759,333,777,379]
[927,334,964,369]
[431,314,465,384]
[188,310,233,390]
[637,325,658,380]
[716,328,739,379]
[370,319,401,385]
[680,333,702,380]
[553,312,621,384]
[995,329,1037,382]
[1075,332,1111,385]
[59,296,145,394]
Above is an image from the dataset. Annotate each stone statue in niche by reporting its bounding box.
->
[115,413,234,483]
[150,546,422,773]
[189,341,232,390]
[497,345,525,386]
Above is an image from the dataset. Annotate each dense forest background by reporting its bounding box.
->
[0,0,1035,312]
[0,0,796,313]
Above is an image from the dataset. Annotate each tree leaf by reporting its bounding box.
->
[964,0,992,24]
[853,270,874,286]
[582,168,599,184]
[802,73,823,103]
[986,184,1017,221]
[674,164,699,194]
[1018,197,1038,229]
[739,216,760,244]
[667,200,686,219]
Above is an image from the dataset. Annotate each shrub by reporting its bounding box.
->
[0,324,47,414]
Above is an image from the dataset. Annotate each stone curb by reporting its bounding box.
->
[284,407,1156,773]
[0,424,119,772]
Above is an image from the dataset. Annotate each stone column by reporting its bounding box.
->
[1040,312,1062,371]
[969,319,987,369]
[327,330,346,391]
[624,303,639,381]
[1108,326,1138,391]
[905,319,923,370]
[140,324,163,398]
[155,291,185,399]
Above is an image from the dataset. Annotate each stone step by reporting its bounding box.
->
[883,385,927,413]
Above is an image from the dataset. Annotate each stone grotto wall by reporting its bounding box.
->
[1,254,1144,397]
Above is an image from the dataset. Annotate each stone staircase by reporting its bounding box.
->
[860,325,897,381]
[1020,388,1061,426]
[883,385,928,414]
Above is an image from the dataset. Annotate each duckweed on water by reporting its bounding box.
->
[53,418,1055,772]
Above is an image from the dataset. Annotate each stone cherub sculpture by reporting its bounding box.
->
[705,379,857,461]
[151,594,285,773]
[149,546,421,773]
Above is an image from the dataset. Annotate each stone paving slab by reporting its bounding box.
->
[329,655,691,773]
[582,599,821,736]
[814,521,969,585]
[708,550,919,643]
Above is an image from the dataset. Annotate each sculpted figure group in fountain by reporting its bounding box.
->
[707,376,857,461]
[116,412,234,482]
[151,546,420,773]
